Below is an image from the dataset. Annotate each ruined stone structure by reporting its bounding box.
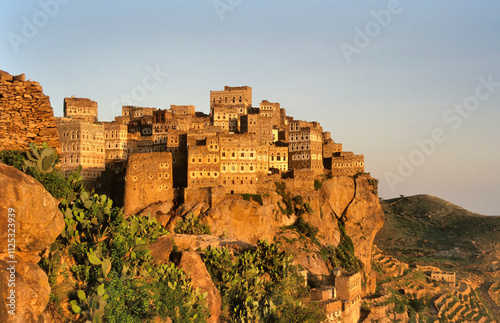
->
[124,152,173,216]
[171,104,195,116]
[0,70,61,152]
[431,271,456,287]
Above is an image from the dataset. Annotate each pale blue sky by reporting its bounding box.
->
[1,0,499,214]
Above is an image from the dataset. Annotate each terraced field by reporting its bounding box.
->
[434,280,496,322]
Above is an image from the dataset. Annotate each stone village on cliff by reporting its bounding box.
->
[0,70,371,322]
[54,85,365,216]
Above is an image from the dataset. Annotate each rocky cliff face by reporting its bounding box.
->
[0,163,65,322]
[182,175,384,294]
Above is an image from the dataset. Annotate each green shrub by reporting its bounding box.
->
[241,193,264,205]
[287,216,319,243]
[174,214,211,235]
[36,158,207,322]
[320,221,363,275]
[292,195,304,206]
[314,179,322,190]
[274,181,286,193]
[275,183,294,216]
[202,241,326,322]
[0,149,25,170]
[0,144,71,199]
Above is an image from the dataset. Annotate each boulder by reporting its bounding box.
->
[149,236,175,265]
[137,200,175,226]
[0,163,64,253]
[0,164,64,322]
[169,251,222,323]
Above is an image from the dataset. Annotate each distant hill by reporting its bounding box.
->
[375,194,500,275]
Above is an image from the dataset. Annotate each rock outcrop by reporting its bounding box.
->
[170,251,222,323]
[0,163,64,322]
[201,175,384,294]
[152,233,255,255]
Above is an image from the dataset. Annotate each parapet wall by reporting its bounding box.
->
[0,70,61,152]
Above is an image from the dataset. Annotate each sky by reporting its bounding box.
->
[1,0,499,215]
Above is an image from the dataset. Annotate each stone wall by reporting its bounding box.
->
[0,70,61,152]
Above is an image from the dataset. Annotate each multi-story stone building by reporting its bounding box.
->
[124,152,173,216]
[63,97,98,123]
[268,143,288,172]
[187,134,221,189]
[335,272,362,306]
[219,133,264,194]
[211,105,239,132]
[57,117,105,180]
[259,100,281,128]
[57,97,106,181]
[326,152,364,176]
[153,109,173,123]
[122,106,156,120]
[288,120,323,175]
[104,122,128,160]
[210,85,252,112]
[240,113,273,145]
